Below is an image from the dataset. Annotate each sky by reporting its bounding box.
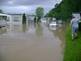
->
[0,0,62,14]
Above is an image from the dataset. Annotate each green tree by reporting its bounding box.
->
[22,13,26,24]
[36,7,44,22]
[46,0,81,21]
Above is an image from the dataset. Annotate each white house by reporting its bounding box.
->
[0,13,12,21]
[0,13,12,26]
[9,14,23,25]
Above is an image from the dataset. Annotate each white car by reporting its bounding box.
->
[41,20,46,23]
[49,22,57,27]
[49,22,57,30]
[0,20,7,28]
[41,19,47,23]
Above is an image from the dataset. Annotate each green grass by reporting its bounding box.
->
[64,25,81,61]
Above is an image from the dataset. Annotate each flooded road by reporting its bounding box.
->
[0,22,64,61]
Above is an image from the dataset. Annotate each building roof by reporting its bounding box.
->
[0,13,10,17]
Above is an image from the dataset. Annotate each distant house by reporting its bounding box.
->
[9,14,23,25]
[0,13,12,27]
[27,15,35,21]
[0,13,11,21]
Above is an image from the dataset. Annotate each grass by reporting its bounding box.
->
[64,25,81,61]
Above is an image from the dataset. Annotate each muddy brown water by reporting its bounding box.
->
[0,23,64,61]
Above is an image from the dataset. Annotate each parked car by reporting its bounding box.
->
[49,21,57,27]
[41,20,46,23]
[41,18,47,24]
[49,21,57,30]
[0,20,7,28]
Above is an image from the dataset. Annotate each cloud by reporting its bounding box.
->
[0,5,52,14]
[0,0,59,6]
[0,0,62,14]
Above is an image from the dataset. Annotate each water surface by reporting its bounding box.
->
[0,22,64,61]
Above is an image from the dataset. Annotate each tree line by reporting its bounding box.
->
[46,0,81,21]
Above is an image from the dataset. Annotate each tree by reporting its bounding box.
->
[22,13,26,24]
[46,0,81,21]
[36,7,44,22]
[55,3,59,8]
[46,2,64,20]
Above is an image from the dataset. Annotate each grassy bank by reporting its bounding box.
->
[64,25,81,61]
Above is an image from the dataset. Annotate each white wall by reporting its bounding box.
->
[10,14,23,25]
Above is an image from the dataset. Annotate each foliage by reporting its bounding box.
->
[36,7,44,22]
[46,0,81,21]
[22,13,26,24]
[36,7,44,18]
[64,25,81,61]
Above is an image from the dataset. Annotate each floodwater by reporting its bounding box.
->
[0,22,65,61]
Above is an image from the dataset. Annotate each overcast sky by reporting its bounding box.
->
[0,0,62,14]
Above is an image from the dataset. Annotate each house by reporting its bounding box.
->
[9,14,23,25]
[0,13,12,27]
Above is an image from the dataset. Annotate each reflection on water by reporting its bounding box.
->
[0,27,7,34]
[22,24,27,32]
[49,24,65,49]
[0,22,65,61]
[49,24,65,41]
[48,23,65,57]
[35,23,43,37]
